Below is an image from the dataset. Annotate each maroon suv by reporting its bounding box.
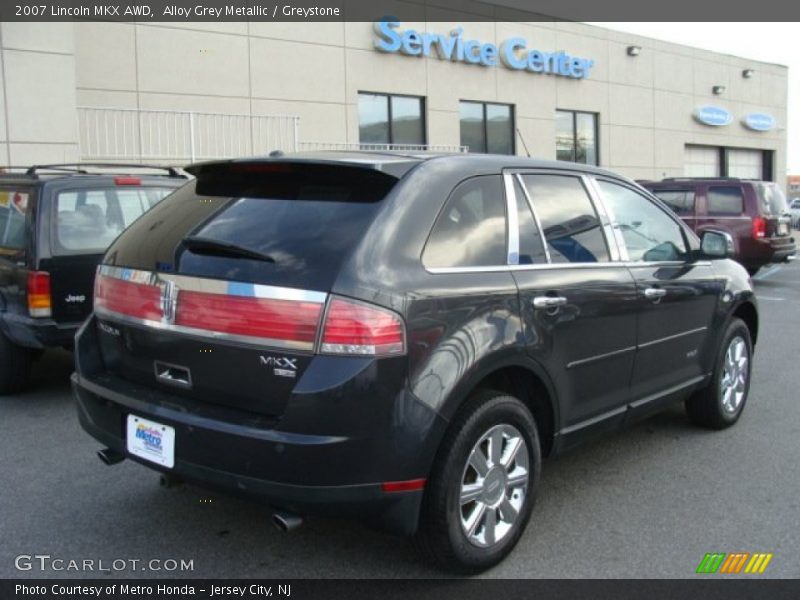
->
[642,178,796,275]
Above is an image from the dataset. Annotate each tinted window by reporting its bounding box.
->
[56,187,171,253]
[424,176,507,269]
[514,179,547,265]
[521,174,608,263]
[707,186,744,215]
[599,181,687,262]
[0,189,30,250]
[653,189,696,216]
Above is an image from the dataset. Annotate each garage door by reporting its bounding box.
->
[684,145,719,177]
[727,149,762,179]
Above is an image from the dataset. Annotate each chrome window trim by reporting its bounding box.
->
[425,259,712,275]
[582,174,625,262]
[97,265,328,304]
[513,173,552,263]
[503,172,520,265]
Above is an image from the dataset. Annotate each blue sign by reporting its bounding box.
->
[373,21,594,79]
[742,113,776,132]
[694,105,733,127]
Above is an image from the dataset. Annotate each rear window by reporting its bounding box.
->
[55,187,172,253]
[652,189,696,216]
[0,189,30,251]
[164,163,398,287]
[756,183,788,216]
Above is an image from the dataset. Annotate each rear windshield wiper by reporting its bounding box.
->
[181,236,276,263]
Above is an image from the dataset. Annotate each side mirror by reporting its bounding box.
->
[700,230,734,259]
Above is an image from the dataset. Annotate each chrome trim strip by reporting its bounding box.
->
[583,174,624,262]
[628,374,707,409]
[637,326,708,349]
[561,406,627,435]
[98,265,327,304]
[503,172,520,265]
[95,306,317,352]
[514,173,552,264]
[560,374,708,435]
[566,346,637,369]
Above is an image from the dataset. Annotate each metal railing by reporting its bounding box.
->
[78,107,299,163]
[298,141,469,153]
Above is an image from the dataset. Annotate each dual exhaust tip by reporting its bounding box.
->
[97,447,304,532]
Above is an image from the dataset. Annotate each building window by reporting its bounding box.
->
[556,110,598,166]
[357,92,425,147]
[459,101,514,155]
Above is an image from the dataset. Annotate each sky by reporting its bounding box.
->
[589,23,798,175]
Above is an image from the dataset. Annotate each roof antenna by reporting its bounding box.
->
[516,128,531,158]
[268,150,284,158]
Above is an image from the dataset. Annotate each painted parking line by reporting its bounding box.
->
[756,296,786,301]
[752,265,784,281]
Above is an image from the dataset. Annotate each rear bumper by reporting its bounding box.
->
[0,312,81,349]
[743,237,796,268]
[72,316,447,536]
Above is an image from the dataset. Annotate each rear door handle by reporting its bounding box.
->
[643,288,667,301]
[154,361,192,389]
[532,296,568,309]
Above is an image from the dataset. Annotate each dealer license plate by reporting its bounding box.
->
[778,223,789,236]
[126,414,175,468]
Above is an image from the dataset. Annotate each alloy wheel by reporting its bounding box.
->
[720,336,749,414]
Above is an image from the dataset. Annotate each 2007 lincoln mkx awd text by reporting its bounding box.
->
[73,152,758,572]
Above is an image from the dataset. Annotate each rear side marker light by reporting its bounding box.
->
[27,271,51,318]
[114,176,142,186]
[94,273,162,321]
[320,296,406,357]
[752,216,766,239]
[382,479,426,493]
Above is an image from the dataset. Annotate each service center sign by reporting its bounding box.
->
[374,21,595,79]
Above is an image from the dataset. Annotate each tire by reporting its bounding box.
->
[685,318,752,429]
[415,389,541,573]
[746,266,760,277]
[0,331,31,394]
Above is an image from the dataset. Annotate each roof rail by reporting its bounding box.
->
[24,163,187,178]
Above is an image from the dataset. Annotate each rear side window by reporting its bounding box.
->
[0,189,30,250]
[423,176,507,269]
[521,174,609,263]
[707,186,744,216]
[55,187,171,253]
[652,189,696,216]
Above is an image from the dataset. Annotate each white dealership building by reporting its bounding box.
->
[0,19,788,182]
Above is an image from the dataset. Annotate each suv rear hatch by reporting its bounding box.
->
[45,179,176,324]
[93,161,401,418]
[755,182,792,240]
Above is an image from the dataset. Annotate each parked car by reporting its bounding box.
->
[0,163,187,393]
[73,153,758,572]
[789,197,800,229]
[641,177,796,275]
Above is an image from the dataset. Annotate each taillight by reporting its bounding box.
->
[752,216,766,239]
[27,271,51,318]
[94,273,162,321]
[176,291,323,344]
[320,296,405,356]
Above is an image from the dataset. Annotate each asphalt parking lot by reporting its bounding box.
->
[1,261,799,579]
